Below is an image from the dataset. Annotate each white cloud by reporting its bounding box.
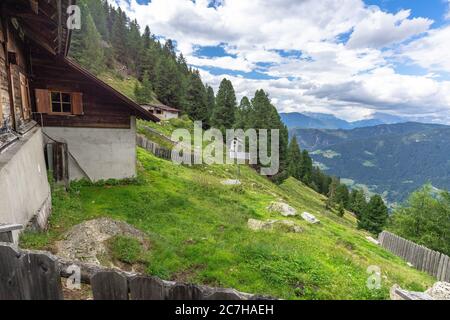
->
[112,0,450,124]
[399,25,450,73]
[446,0,450,20]
[347,9,432,49]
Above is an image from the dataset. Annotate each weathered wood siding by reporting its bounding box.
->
[30,49,134,129]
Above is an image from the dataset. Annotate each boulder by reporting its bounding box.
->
[301,212,320,224]
[390,284,433,300]
[247,219,302,233]
[426,282,450,300]
[365,236,379,245]
[221,179,241,185]
[267,202,297,217]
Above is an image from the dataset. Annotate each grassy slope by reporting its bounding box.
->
[21,67,434,299]
[21,149,434,299]
[98,71,159,104]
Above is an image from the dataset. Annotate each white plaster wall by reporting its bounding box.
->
[0,127,51,240]
[42,117,137,182]
[162,111,178,120]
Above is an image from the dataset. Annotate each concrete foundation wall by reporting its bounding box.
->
[0,127,51,241]
[43,117,137,182]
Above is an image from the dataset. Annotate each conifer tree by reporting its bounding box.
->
[300,150,313,185]
[287,136,302,180]
[349,189,367,220]
[154,57,182,108]
[205,85,216,125]
[70,2,105,74]
[184,70,208,125]
[358,195,388,234]
[211,79,237,132]
[134,73,153,104]
[235,96,252,129]
[335,184,350,209]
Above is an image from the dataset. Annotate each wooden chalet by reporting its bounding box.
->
[0,0,158,239]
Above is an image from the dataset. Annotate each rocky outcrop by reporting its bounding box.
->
[267,202,297,217]
[425,282,450,300]
[248,219,302,233]
[390,282,450,300]
[55,218,148,265]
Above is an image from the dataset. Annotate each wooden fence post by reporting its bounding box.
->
[91,271,129,300]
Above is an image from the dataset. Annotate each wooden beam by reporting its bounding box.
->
[0,8,17,131]
[56,0,62,55]
[21,23,56,54]
[29,0,39,14]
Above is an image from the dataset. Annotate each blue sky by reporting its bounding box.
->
[115,0,450,124]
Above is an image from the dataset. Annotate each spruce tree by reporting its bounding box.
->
[205,85,216,126]
[211,79,237,132]
[134,73,153,104]
[235,96,252,129]
[70,2,105,74]
[358,195,388,234]
[300,150,313,185]
[85,0,109,41]
[154,57,182,108]
[335,183,350,208]
[349,189,367,220]
[287,136,302,180]
[111,8,128,64]
[184,70,208,124]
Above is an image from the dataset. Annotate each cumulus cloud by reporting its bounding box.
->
[112,0,450,124]
[347,9,432,49]
[399,25,450,73]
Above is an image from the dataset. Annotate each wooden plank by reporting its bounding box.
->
[91,271,129,300]
[0,245,24,300]
[0,232,13,243]
[167,283,203,300]
[129,276,165,300]
[21,251,64,300]
[0,224,23,233]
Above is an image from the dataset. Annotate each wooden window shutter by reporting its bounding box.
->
[72,92,83,115]
[35,89,50,113]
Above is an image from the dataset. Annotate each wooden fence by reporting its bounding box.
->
[0,243,266,300]
[378,231,450,282]
[136,134,201,164]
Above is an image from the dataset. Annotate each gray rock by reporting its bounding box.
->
[55,218,147,265]
[390,284,434,300]
[221,179,241,185]
[301,212,320,224]
[425,282,450,300]
[267,202,297,216]
[247,219,302,233]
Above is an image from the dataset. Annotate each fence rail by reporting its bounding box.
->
[378,231,450,282]
[136,134,202,164]
[0,243,267,300]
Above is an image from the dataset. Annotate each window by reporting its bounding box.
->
[51,92,72,113]
[156,108,162,114]
[35,89,83,115]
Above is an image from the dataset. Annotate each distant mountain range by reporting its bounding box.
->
[280,112,406,130]
[289,122,450,205]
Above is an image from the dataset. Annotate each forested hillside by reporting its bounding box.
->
[293,122,450,204]
[70,0,214,125]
